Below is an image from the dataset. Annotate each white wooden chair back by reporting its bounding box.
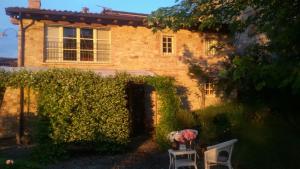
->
[204,139,238,169]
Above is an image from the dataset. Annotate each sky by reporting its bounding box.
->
[0,0,177,58]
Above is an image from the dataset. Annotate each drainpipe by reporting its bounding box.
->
[17,12,25,144]
[16,12,35,144]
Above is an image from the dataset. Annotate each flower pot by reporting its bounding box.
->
[186,140,194,150]
[171,141,179,150]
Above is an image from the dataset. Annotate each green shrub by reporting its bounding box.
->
[28,117,68,164]
[33,69,130,147]
[31,143,68,164]
[194,102,244,144]
[0,69,10,88]
[194,102,300,169]
[0,68,182,154]
[0,69,9,106]
[176,110,196,129]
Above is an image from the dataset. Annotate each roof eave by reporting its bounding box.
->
[5,7,149,27]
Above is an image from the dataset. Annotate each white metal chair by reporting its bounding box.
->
[168,149,198,169]
[204,139,238,169]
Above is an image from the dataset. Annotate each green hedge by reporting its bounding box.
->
[33,69,130,145]
[0,68,181,154]
[0,69,9,105]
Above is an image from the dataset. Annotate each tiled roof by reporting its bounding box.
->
[5,7,149,26]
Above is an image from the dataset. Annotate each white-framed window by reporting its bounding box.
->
[80,28,94,61]
[162,35,174,55]
[45,26,111,63]
[45,26,60,61]
[96,28,111,62]
[204,81,215,95]
[63,27,77,61]
[205,39,218,56]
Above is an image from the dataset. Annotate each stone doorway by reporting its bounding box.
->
[127,83,155,137]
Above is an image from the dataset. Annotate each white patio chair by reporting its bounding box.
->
[204,139,238,169]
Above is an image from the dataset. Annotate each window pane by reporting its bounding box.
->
[205,83,209,89]
[80,51,94,61]
[97,51,110,62]
[81,39,93,50]
[46,49,60,60]
[97,29,110,40]
[206,39,218,56]
[63,50,77,61]
[46,39,59,48]
[80,29,93,38]
[163,37,166,42]
[167,37,172,43]
[97,41,110,50]
[96,29,110,62]
[46,26,59,38]
[45,27,60,61]
[168,48,172,53]
[63,39,76,49]
[63,27,76,37]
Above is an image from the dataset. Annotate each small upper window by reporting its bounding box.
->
[205,81,215,95]
[162,35,174,54]
[205,39,218,56]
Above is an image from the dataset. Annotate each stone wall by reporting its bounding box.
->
[0,88,20,138]
[0,87,37,138]
[0,19,228,137]
[19,19,226,110]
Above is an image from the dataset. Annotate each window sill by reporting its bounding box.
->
[43,61,113,65]
[205,94,216,98]
[162,53,175,55]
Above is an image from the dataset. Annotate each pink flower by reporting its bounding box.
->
[181,129,198,141]
[168,129,198,143]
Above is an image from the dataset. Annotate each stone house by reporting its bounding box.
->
[0,0,228,138]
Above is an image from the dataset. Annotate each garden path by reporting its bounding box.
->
[46,136,169,169]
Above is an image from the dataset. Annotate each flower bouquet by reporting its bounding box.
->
[168,129,198,150]
[181,129,198,149]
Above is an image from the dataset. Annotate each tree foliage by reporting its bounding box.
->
[149,0,300,127]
